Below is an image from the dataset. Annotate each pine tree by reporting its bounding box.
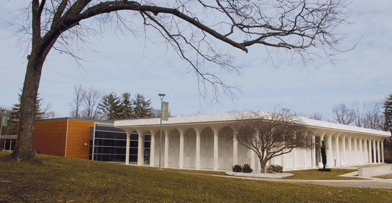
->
[7,91,46,134]
[383,94,392,162]
[98,92,121,120]
[119,93,135,119]
[132,93,152,118]
[384,94,392,132]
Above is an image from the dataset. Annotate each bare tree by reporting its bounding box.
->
[230,110,313,173]
[332,104,355,125]
[80,87,102,120]
[361,102,384,130]
[8,0,351,162]
[309,112,323,121]
[69,84,85,118]
[352,101,384,130]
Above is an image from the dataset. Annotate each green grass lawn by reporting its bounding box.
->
[1,152,392,202]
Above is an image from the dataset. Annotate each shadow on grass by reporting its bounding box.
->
[284,169,361,180]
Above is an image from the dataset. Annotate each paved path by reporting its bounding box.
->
[185,171,392,189]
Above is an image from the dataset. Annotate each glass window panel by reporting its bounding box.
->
[10,139,16,150]
[5,139,10,151]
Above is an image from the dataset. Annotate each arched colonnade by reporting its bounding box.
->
[119,122,387,171]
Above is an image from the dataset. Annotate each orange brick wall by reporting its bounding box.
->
[65,120,94,159]
[33,119,67,157]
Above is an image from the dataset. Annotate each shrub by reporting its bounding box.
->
[266,164,284,173]
[232,164,242,172]
[242,164,253,173]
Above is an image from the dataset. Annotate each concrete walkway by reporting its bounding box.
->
[185,170,392,189]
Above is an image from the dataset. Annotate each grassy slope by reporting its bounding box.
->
[1,152,391,202]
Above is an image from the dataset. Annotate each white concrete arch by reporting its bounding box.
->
[183,127,196,169]
[151,129,166,167]
[217,126,234,170]
[167,128,180,168]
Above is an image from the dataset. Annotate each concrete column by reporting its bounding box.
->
[381,139,385,163]
[195,128,201,170]
[125,130,131,165]
[373,139,376,164]
[326,134,332,168]
[365,139,368,163]
[213,127,220,171]
[354,137,358,164]
[137,130,145,166]
[359,138,363,165]
[164,130,169,168]
[342,135,346,166]
[348,136,352,166]
[367,139,372,163]
[335,134,340,167]
[233,128,238,165]
[311,135,315,168]
[150,130,155,167]
[304,147,307,169]
[377,139,381,163]
[179,128,185,169]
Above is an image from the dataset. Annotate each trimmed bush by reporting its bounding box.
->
[232,164,242,172]
[242,164,253,173]
[266,164,284,173]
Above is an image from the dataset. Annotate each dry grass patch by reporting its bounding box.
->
[1,152,392,202]
[283,169,361,180]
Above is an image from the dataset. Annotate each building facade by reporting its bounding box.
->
[33,118,95,159]
[114,113,390,172]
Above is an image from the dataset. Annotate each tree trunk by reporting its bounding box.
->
[10,54,45,162]
[259,160,267,173]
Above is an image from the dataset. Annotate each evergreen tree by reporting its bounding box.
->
[132,93,152,118]
[98,92,121,120]
[7,91,46,134]
[383,94,392,162]
[119,93,135,119]
[384,94,392,132]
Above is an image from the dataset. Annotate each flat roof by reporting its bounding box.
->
[114,112,391,137]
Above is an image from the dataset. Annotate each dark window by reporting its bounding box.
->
[92,125,150,163]
[10,139,16,150]
[5,139,11,151]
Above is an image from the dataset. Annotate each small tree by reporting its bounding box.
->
[8,92,47,135]
[384,94,392,132]
[119,93,135,119]
[98,92,121,120]
[69,84,85,118]
[80,87,102,120]
[132,94,152,118]
[231,110,313,173]
[383,94,392,162]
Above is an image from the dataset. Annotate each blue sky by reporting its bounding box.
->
[0,1,391,120]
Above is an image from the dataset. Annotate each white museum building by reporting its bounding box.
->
[113,112,390,172]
